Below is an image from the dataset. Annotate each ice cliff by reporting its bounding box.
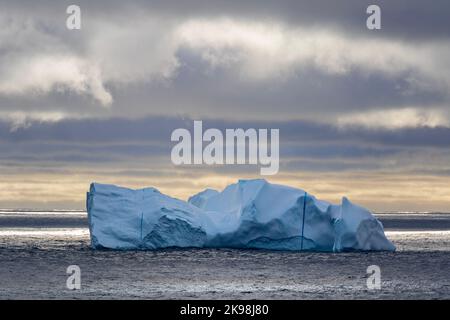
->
[87,179,395,251]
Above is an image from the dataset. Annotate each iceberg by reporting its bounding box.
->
[87,179,395,252]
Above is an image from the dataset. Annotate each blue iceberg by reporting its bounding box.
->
[87,179,395,251]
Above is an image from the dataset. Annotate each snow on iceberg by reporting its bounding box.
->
[87,179,395,252]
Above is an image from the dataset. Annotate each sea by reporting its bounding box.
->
[0,210,449,299]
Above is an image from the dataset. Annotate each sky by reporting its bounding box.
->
[0,0,450,211]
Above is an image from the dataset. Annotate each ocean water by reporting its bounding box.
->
[0,210,449,299]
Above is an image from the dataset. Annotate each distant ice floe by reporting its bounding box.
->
[86,179,395,252]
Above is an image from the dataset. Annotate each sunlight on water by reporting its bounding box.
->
[386,230,450,235]
[0,228,89,237]
[0,210,86,216]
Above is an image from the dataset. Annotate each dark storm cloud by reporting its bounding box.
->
[1,116,449,176]
[1,62,445,120]
[4,0,449,40]
[2,116,450,147]
[124,56,446,117]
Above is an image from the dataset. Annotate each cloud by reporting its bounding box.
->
[0,55,112,106]
[2,115,450,155]
[0,111,67,131]
[0,15,112,106]
[1,9,450,110]
[337,108,450,130]
[177,18,450,90]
